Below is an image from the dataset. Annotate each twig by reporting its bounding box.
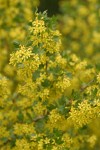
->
[80,79,95,92]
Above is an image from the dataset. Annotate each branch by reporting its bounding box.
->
[80,79,95,92]
[33,111,49,122]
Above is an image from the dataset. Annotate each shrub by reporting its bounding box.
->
[0,12,100,150]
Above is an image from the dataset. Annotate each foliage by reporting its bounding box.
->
[0,0,39,79]
[58,0,100,64]
[0,10,100,150]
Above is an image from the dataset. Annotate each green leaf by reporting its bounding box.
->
[12,40,20,48]
[17,111,24,122]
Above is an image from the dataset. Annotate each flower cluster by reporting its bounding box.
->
[68,100,100,128]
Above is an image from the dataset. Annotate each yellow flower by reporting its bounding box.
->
[56,77,71,92]
[15,139,30,150]
[87,135,97,148]
[97,73,100,83]
[10,45,33,66]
